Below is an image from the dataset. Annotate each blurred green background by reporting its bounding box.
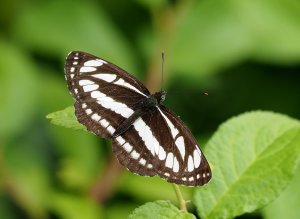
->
[1,0,300,218]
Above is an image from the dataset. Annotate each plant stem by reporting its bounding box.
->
[89,155,124,202]
[172,184,187,212]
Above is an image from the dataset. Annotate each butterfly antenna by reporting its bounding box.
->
[161,49,165,92]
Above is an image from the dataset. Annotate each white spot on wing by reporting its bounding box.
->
[158,108,179,138]
[83,84,99,92]
[79,79,94,86]
[193,147,201,168]
[114,78,146,96]
[123,143,133,152]
[173,157,179,172]
[139,158,146,166]
[116,136,125,145]
[107,125,115,134]
[131,150,140,159]
[70,67,75,72]
[80,66,97,73]
[164,172,170,177]
[158,146,166,160]
[97,94,134,118]
[91,113,101,121]
[91,91,106,99]
[166,153,174,168]
[100,119,109,128]
[84,59,106,67]
[85,109,92,115]
[188,155,194,172]
[92,74,117,82]
[189,176,194,181]
[133,118,163,158]
[175,136,185,159]
[82,103,87,109]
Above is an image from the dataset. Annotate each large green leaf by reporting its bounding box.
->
[128,200,195,219]
[194,111,300,219]
[262,167,300,219]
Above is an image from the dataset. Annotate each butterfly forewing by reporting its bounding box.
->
[65,51,150,138]
[65,51,211,186]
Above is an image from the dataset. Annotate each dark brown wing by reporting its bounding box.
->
[154,106,211,186]
[65,51,150,139]
[112,105,211,186]
[65,51,211,186]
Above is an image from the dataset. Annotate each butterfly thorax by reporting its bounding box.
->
[143,91,166,108]
[112,91,166,138]
[153,91,166,104]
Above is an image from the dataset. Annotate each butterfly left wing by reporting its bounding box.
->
[65,51,151,138]
[65,51,157,176]
[112,105,212,186]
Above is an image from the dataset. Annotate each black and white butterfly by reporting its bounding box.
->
[65,51,211,186]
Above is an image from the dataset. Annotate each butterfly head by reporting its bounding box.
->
[153,91,167,104]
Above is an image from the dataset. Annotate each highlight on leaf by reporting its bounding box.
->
[46,106,86,131]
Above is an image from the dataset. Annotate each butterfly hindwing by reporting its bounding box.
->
[113,106,211,186]
[155,106,211,186]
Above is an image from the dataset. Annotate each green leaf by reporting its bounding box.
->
[194,111,300,219]
[46,106,86,131]
[262,167,300,219]
[128,200,195,219]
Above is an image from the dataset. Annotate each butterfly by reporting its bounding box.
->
[65,51,211,186]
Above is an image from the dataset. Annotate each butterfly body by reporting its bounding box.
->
[65,51,211,186]
[113,91,165,138]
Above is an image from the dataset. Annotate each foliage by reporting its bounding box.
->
[48,108,300,218]
[46,106,86,131]
[195,112,300,219]
[128,200,195,219]
[1,0,300,218]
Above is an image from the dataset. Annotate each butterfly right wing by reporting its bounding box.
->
[112,105,211,186]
